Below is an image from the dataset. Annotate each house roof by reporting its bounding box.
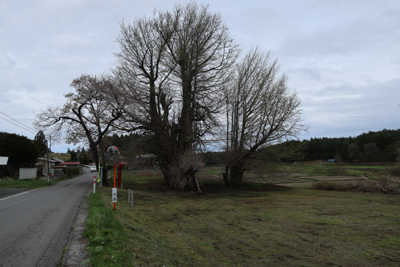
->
[60,162,80,165]
[38,157,58,163]
[52,157,64,163]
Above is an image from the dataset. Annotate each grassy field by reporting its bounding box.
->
[83,166,400,266]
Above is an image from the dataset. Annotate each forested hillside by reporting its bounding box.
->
[203,129,400,165]
[300,128,400,162]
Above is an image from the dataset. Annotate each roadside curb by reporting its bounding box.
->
[61,189,91,266]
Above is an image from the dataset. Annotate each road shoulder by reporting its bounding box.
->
[61,190,90,266]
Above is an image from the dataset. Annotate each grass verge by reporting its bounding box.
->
[83,192,132,266]
[0,179,55,189]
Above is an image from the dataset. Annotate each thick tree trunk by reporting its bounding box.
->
[94,147,108,187]
[160,166,172,185]
[223,166,230,187]
[230,163,244,185]
[102,168,109,186]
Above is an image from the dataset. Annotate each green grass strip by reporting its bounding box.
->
[0,179,55,189]
[83,192,132,266]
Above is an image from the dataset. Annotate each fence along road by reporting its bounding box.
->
[0,169,93,267]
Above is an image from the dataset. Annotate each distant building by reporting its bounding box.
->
[52,157,64,166]
[60,162,80,167]
[37,157,58,177]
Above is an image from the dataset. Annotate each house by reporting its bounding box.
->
[60,162,80,167]
[0,156,8,179]
[52,157,64,166]
[37,157,58,177]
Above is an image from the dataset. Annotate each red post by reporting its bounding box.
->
[117,164,123,188]
[113,164,117,211]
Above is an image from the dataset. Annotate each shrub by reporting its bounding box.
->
[66,167,81,177]
[311,181,357,191]
[386,165,400,177]
[168,150,204,191]
[326,165,348,176]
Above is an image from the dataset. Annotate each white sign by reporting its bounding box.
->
[112,188,117,203]
[0,157,8,165]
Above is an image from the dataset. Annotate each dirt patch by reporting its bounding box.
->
[276,176,369,188]
[275,182,315,188]
[306,175,368,181]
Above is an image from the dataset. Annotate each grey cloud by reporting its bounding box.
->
[1,0,400,151]
[287,67,322,81]
[280,11,400,57]
[300,78,400,136]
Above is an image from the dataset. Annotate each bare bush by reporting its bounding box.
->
[386,165,400,177]
[168,150,204,192]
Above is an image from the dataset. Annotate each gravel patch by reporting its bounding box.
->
[61,190,90,267]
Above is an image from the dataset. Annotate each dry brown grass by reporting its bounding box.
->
[311,177,400,194]
[93,182,400,266]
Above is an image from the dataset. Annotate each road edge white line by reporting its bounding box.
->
[0,188,42,201]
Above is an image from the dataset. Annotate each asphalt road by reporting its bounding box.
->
[0,169,95,267]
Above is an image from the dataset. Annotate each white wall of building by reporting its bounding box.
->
[19,167,37,180]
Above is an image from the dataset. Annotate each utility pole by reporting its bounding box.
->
[47,136,50,182]
[47,135,52,182]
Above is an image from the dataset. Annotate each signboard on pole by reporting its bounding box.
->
[0,157,8,165]
[105,145,120,211]
[112,188,117,203]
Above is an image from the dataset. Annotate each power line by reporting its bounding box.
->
[0,111,82,151]
[0,111,71,151]
[0,115,36,134]
[0,110,36,132]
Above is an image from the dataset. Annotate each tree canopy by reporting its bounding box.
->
[222,48,305,185]
[0,132,39,177]
[35,74,123,185]
[112,2,240,189]
[34,130,48,157]
[35,3,306,189]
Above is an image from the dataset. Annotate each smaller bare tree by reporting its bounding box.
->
[223,48,307,185]
[35,74,123,186]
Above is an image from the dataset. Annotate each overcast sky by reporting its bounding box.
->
[1,0,399,153]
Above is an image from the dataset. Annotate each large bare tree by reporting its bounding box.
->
[113,2,239,189]
[35,74,123,186]
[223,48,306,185]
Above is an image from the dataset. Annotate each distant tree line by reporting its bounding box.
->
[66,147,93,165]
[300,129,400,162]
[203,128,400,164]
